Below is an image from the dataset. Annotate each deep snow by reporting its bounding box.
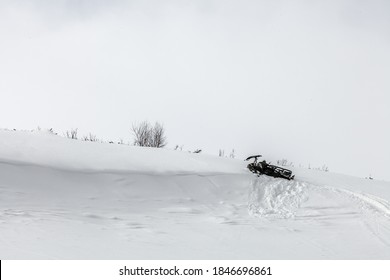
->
[1,129,389,259]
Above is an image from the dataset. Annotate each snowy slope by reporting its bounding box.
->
[0,129,243,174]
[1,129,390,259]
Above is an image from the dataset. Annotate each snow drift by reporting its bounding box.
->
[1,129,390,259]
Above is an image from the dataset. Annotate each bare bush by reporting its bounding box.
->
[277,159,288,166]
[82,133,98,142]
[132,121,151,147]
[48,128,57,135]
[64,128,78,140]
[150,122,167,148]
[174,145,183,151]
[132,121,167,148]
[277,159,294,167]
[308,164,330,172]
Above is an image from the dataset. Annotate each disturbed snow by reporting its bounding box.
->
[0,130,390,259]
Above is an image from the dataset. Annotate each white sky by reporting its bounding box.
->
[1,0,389,180]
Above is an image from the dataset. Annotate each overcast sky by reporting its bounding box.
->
[1,0,389,180]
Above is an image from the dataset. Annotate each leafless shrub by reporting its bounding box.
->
[174,145,183,151]
[132,121,167,148]
[277,159,294,167]
[132,121,151,147]
[47,128,57,135]
[64,128,78,140]
[309,164,330,172]
[150,122,167,148]
[277,159,288,166]
[82,133,98,142]
[89,134,98,142]
[321,165,329,172]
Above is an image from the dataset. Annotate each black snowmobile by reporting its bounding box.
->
[245,155,295,180]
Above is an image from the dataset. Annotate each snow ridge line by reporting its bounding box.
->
[325,186,390,218]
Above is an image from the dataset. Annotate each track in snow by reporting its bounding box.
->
[325,187,390,218]
[248,175,390,219]
[248,175,390,250]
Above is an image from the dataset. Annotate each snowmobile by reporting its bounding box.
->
[245,155,295,180]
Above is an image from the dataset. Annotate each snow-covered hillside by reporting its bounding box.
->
[1,129,389,259]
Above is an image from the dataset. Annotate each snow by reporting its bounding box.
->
[1,129,390,259]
